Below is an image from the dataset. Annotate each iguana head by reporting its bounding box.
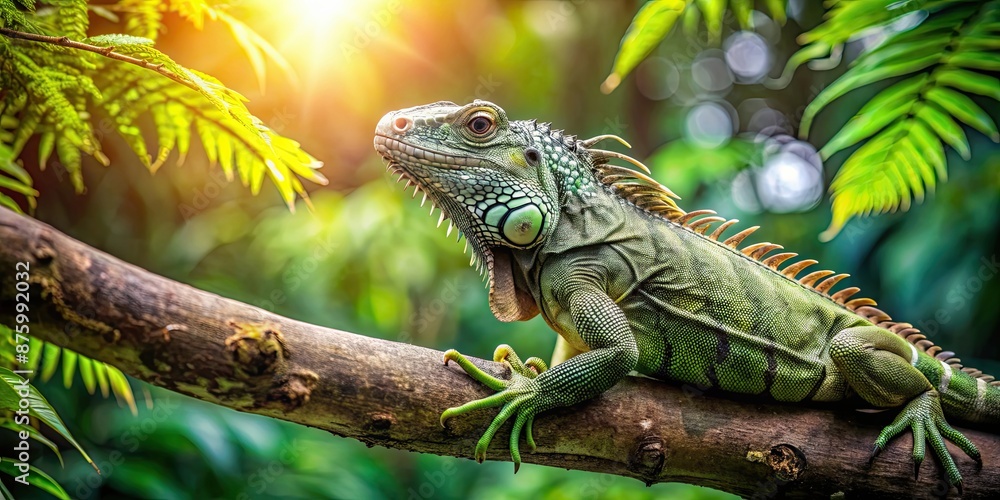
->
[374,100,681,321]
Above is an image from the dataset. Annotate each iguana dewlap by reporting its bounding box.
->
[374,100,999,490]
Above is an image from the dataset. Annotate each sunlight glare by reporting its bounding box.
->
[283,0,365,33]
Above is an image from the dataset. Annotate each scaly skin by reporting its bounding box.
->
[373,100,1000,490]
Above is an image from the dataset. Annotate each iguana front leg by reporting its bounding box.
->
[830,326,982,489]
[442,285,639,470]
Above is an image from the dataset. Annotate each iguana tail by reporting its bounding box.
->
[914,353,1000,424]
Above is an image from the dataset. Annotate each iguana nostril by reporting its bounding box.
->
[393,116,412,133]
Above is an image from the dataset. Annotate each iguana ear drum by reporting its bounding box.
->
[502,204,544,246]
[484,201,545,247]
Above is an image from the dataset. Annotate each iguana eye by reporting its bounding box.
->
[467,114,495,136]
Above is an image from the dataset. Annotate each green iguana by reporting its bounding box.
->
[373,100,999,491]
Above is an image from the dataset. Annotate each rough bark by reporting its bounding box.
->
[0,207,996,499]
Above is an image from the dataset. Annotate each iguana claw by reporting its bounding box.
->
[868,445,881,467]
[441,347,543,471]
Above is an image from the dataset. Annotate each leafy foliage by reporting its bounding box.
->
[799,0,1000,239]
[601,0,787,93]
[608,0,999,239]
[0,143,36,212]
[0,458,70,499]
[0,0,324,211]
[0,3,322,495]
[0,338,98,472]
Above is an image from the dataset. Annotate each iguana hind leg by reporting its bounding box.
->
[830,326,981,489]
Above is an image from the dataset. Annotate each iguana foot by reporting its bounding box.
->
[442,347,543,471]
[869,390,981,488]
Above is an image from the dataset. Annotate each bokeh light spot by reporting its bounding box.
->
[685,101,735,149]
[756,138,824,213]
[725,31,772,83]
[691,50,733,94]
[636,57,681,101]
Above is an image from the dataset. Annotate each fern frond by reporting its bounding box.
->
[1,35,107,191]
[1,0,324,207]
[602,0,788,93]
[38,0,89,39]
[91,55,326,206]
[119,0,162,41]
[169,0,215,29]
[805,1,1000,240]
[215,10,298,93]
[0,0,40,32]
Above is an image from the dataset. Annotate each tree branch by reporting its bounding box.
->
[0,27,199,93]
[0,207,996,499]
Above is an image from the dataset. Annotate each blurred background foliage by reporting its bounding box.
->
[1,0,999,498]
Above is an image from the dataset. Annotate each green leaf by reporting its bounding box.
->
[602,0,689,94]
[0,468,11,500]
[925,86,1000,141]
[0,458,70,500]
[916,103,971,160]
[216,10,298,94]
[78,355,96,395]
[948,50,1000,71]
[0,419,63,467]
[765,0,786,24]
[39,343,61,383]
[25,337,43,373]
[909,119,947,181]
[60,349,76,389]
[0,368,97,472]
[0,144,36,212]
[106,366,138,416]
[696,0,725,43]
[935,67,1000,100]
[850,35,950,73]
[729,0,752,29]
[92,362,110,398]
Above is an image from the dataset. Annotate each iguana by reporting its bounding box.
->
[373,100,999,491]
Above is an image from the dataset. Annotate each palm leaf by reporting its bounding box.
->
[804,1,1000,240]
[767,0,935,88]
[37,343,140,416]
[0,419,63,466]
[0,367,97,472]
[0,458,70,499]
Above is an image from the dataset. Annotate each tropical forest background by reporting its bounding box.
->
[1,0,999,498]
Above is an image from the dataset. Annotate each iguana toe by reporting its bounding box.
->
[524,357,548,375]
[444,349,507,390]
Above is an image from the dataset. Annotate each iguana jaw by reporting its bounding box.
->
[374,132,481,261]
[374,102,547,321]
